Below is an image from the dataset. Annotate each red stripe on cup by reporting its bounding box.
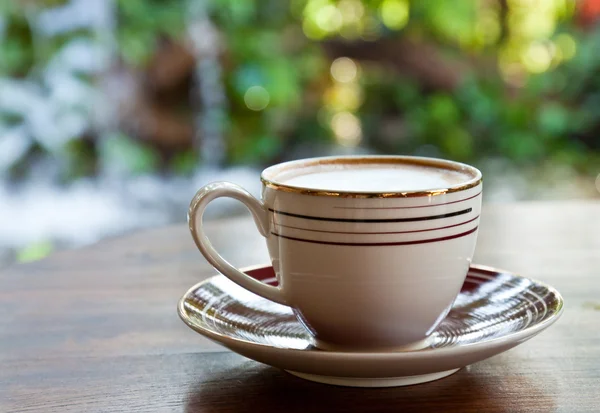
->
[270,226,478,247]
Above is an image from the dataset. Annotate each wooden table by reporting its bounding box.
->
[2,202,599,412]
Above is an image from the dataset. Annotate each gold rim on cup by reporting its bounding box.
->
[260,156,483,198]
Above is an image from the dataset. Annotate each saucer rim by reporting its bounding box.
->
[178,263,564,360]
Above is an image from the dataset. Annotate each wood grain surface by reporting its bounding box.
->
[1,201,599,412]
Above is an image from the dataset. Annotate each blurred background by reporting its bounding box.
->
[0,0,599,266]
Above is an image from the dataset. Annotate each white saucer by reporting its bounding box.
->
[178,264,563,387]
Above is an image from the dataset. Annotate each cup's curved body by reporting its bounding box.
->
[188,156,482,351]
[263,182,482,350]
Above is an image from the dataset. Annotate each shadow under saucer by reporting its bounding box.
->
[185,355,557,413]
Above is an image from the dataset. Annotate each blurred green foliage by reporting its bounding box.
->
[116,0,185,65]
[0,0,599,181]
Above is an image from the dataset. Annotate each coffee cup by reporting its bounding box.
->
[188,155,482,351]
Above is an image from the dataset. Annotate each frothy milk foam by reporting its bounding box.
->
[275,162,472,192]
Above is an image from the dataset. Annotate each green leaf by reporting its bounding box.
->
[428,94,460,126]
[17,241,54,263]
[100,133,160,175]
[537,103,570,137]
[393,81,420,107]
[500,132,546,161]
[118,28,155,65]
[265,59,301,106]
[441,127,473,160]
[171,151,199,175]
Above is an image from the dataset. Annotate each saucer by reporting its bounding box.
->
[178,264,563,387]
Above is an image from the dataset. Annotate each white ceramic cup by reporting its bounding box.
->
[188,155,482,351]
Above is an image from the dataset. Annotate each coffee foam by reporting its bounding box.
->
[272,162,472,192]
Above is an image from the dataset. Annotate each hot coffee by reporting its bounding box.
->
[274,161,474,192]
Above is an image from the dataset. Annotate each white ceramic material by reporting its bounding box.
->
[188,155,483,350]
[178,264,564,387]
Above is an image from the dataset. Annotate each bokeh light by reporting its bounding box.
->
[324,83,362,111]
[303,0,336,39]
[331,111,362,147]
[315,4,343,32]
[379,0,410,30]
[499,0,577,76]
[244,86,270,111]
[555,33,577,60]
[302,19,325,39]
[510,9,556,39]
[330,57,358,83]
[521,42,553,73]
[338,0,364,24]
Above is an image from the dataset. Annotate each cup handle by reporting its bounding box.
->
[188,182,287,306]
